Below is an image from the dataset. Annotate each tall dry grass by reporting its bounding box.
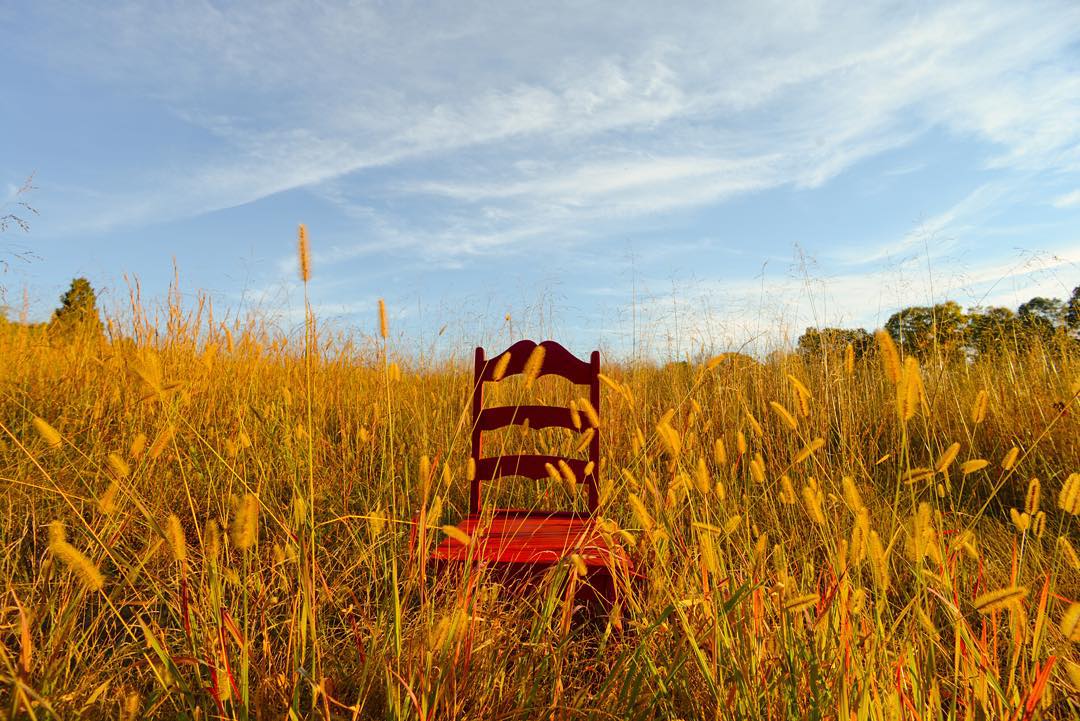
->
[0,272,1078,719]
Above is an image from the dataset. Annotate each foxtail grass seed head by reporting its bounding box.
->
[750,453,766,483]
[779,475,796,505]
[1024,477,1041,515]
[868,530,890,592]
[844,343,855,376]
[1058,536,1080,570]
[961,459,989,475]
[950,530,979,560]
[33,417,63,448]
[907,502,935,563]
[466,458,477,482]
[970,389,989,425]
[849,509,869,565]
[897,356,922,421]
[801,484,825,525]
[49,520,66,546]
[297,224,311,282]
[705,354,727,371]
[723,514,742,535]
[713,438,727,466]
[419,454,432,490]
[492,352,512,382]
[1062,603,1080,642]
[754,532,769,560]
[1032,510,1046,539]
[205,520,221,561]
[1066,659,1080,691]
[148,424,175,460]
[378,298,388,340]
[568,399,582,430]
[736,431,747,456]
[904,467,935,484]
[698,532,720,575]
[695,457,711,494]
[875,329,901,384]
[657,421,681,457]
[1059,473,1080,515]
[935,442,961,472]
[1001,446,1020,471]
[850,588,867,616]
[523,345,545,388]
[784,594,819,614]
[745,410,763,437]
[574,428,595,455]
[1009,508,1031,533]
[130,432,147,459]
[442,525,472,546]
[793,438,824,465]
[107,452,130,479]
[628,493,654,532]
[166,514,187,563]
[578,398,600,428]
[973,585,1027,614]
[231,493,259,550]
[787,374,811,416]
[557,460,577,493]
[49,522,104,592]
[99,482,119,515]
[841,475,864,512]
[768,401,798,431]
[367,508,386,541]
[121,692,141,721]
[795,392,811,418]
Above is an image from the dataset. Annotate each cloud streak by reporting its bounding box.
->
[8,0,1080,350]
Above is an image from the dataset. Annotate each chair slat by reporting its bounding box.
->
[478,339,592,385]
[476,455,590,482]
[477,404,595,432]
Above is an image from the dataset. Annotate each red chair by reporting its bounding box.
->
[429,340,633,601]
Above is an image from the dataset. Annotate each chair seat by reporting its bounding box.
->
[430,510,631,570]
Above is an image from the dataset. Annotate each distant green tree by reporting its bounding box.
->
[965,306,1020,356]
[796,327,873,358]
[884,301,967,359]
[1064,284,1080,336]
[1017,296,1065,343]
[50,277,103,336]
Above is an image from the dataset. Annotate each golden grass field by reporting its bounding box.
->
[1,263,1079,719]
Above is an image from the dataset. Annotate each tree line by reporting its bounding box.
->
[0,276,104,336]
[797,284,1080,360]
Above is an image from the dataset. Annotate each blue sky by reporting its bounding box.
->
[3,1,1080,359]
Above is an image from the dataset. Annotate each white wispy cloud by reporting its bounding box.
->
[1053,189,1080,208]
[18,0,1080,242]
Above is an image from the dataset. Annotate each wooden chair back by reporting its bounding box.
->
[470,340,600,514]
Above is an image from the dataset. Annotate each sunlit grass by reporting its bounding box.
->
[0,280,1078,719]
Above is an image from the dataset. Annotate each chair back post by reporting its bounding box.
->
[587,350,600,512]
[469,346,486,514]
